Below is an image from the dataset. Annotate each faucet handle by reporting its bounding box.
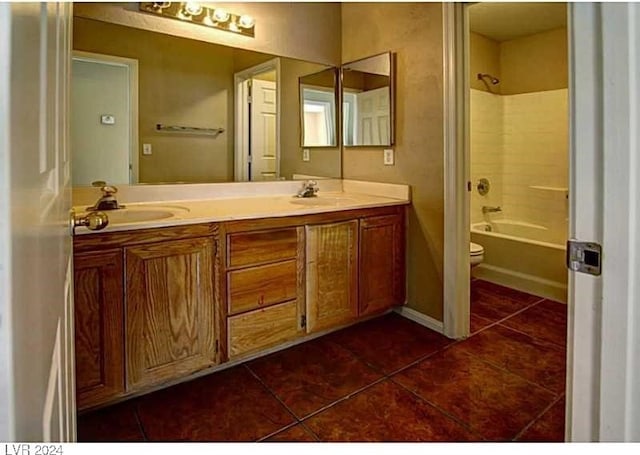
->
[100,185,118,197]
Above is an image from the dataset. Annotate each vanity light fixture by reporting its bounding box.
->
[140,2,256,38]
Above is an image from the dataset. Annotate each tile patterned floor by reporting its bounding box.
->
[78,280,567,442]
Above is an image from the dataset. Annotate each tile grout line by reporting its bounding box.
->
[243,364,303,442]
[298,376,388,424]
[133,403,150,442]
[298,421,322,442]
[495,322,567,349]
[469,296,546,337]
[388,376,485,440]
[511,393,566,442]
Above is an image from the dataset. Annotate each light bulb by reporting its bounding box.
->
[238,14,255,29]
[184,2,202,16]
[212,8,230,23]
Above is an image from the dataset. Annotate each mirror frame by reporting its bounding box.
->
[340,52,395,148]
[298,67,340,149]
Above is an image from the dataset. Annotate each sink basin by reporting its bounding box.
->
[102,204,190,224]
[290,197,357,207]
[106,209,176,223]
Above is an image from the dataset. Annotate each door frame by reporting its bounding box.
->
[71,50,139,184]
[233,58,281,182]
[444,1,640,441]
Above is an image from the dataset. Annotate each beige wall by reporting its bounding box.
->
[73,2,342,66]
[74,17,235,183]
[500,27,568,95]
[470,32,501,94]
[342,2,445,320]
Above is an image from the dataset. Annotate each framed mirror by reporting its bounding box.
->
[341,52,394,147]
[299,68,338,148]
[71,16,341,186]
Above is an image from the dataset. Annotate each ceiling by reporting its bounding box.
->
[469,2,567,42]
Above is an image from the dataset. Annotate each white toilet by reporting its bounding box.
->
[470,242,484,268]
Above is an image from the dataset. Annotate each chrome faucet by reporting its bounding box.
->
[296,180,319,198]
[482,205,502,214]
[87,184,125,211]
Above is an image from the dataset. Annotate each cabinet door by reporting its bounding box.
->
[125,237,218,390]
[306,220,358,333]
[74,249,124,410]
[359,213,406,316]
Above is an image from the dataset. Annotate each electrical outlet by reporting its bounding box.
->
[143,143,152,155]
[302,148,310,162]
[383,148,394,165]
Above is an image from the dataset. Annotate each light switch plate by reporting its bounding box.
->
[383,149,394,165]
[302,149,310,162]
[143,143,152,155]
[100,114,115,125]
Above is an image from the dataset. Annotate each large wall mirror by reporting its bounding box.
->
[299,68,338,148]
[341,52,394,147]
[71,16,341,186]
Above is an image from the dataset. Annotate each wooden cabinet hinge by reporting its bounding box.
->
[300,314,306,329]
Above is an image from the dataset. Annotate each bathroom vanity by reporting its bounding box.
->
[72,182,409,410]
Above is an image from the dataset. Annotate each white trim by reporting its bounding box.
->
[71,50,139,184]
[394,306,445,334]
[0,2,14,442]
[599,3,640,441]
[566,2,604,442]
[442,2,470,339]
[233,58,281,182]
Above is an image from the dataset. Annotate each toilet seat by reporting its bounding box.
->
[470,242,484,256]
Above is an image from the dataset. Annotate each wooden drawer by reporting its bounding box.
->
[227,260,297,315]
[227,228,298,268]
[228,300,299,358]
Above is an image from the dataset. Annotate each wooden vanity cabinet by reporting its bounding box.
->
[73,249,125,410]
[305,220,359,333]
[125,237,219,391]
[225,226,305,359]
[359,212,406,316]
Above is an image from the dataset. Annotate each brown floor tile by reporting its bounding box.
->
[136,366,294,441]
[325,313,453,374]
[304,380,478,441]
[77,401,144,442]
[471,280,542,322]
[501,300,568,346]
[248,337,382,418]
[517,397,566,442]
[394,347,555,441]
[470,314,494,333]
[265,424,318,442]
[457,325,566,394]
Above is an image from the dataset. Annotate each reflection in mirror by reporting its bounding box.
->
[299,68,338,147]
[71,17,341,185]
[341,52,394,147]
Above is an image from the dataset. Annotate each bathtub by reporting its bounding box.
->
[471,220,568,303]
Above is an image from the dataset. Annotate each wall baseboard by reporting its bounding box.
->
[394,306,445,334]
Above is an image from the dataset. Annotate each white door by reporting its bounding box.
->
[0,3,75,441]
[250,79,277,181]
[71,53,137,185]
[567,2,640,441]
[355,87,390,145]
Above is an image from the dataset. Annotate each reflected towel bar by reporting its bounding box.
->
[156,124,225,137]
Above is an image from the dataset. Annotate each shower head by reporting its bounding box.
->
[477,73,500,85]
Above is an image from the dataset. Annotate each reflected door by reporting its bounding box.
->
[356,87,390,145]
[250,79,277,181]
[71,57,132,185]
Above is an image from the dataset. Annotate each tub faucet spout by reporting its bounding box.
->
[482,205,502,214]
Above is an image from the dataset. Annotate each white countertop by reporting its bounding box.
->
[73,185,410,235]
